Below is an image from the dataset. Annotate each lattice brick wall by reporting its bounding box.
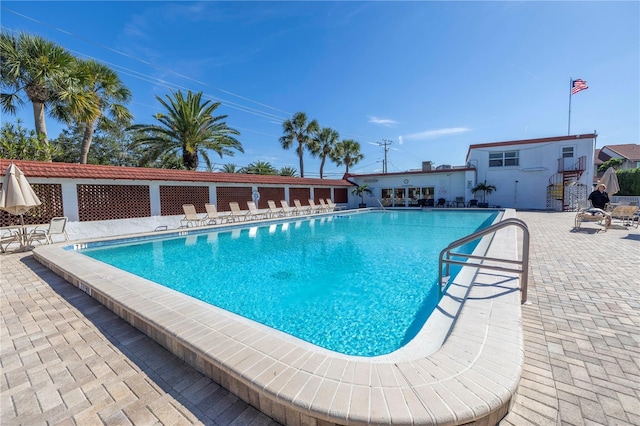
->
[216,186,252,211]
[334,187,348,203]
[289,187,311,205]
[160,186,209,215]
[0,183,63,227]
[313,187,331,203]
[257,187,285,209]
[78,184,151,222]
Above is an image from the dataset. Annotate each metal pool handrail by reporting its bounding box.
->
[438,217,530,304]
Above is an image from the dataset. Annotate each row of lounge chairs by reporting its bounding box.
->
[180,199,345,228]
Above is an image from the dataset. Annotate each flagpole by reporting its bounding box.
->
[568,77,572,135]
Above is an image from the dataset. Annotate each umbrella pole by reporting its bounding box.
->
[18,214,28,250]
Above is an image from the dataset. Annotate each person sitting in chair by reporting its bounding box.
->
[588,184,610,209]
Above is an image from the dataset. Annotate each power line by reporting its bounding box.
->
[375,139,393,174]
[1,7,384,171]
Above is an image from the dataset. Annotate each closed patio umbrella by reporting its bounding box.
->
[0,163,42,231]
[600,167,620,196]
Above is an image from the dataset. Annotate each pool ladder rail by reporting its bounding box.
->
[438,218,530,304]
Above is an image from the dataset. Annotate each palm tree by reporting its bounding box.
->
[352,183,372,206]
[471,181,497,203]
[309,127,339,179]
[66,60,133,164]
[244,161,277,175]
[279,112,319,178]
[279,166,298,177]
[129,90,243,171]
[0,31,77,159]
[330,139,364,174]
[221,163,241,173]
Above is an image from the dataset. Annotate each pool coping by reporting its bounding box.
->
[33,209,524,426]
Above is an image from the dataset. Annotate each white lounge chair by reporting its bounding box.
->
[267,200,284,218]
[229,202,250,222]
[1,227,21,253]
[203,203,228,225]
[28,217,70,245]
[280,200,296,216]
[308,199,321,214]
[574,207,611,231]
[610,205,639,227]
[247,201,268,220]
[294,199,311,215]
[180,204,204,228]
[318,199,330,212]
[326,199,346,211]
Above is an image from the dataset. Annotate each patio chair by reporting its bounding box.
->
[610,205,639,227]
[318,199,330,212]
[325,199,337,212]
[228,202,250,222]
[308,199,322,213]
[468,199,479,208]
[28,217,70,245]
[424,199,435,207]
[294,199,311,215]
[280,200,297,216]
[267,200,284,217]
[436,198,446,208]
[247,201,268,220]
[1,228,21,253]
[180,204,204,228]
[203,203,228,225]
[574,207,611,231]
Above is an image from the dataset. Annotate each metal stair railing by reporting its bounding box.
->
[438,218,530,304]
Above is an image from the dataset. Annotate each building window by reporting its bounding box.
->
[489,150,519,167]
[562,146,574,158]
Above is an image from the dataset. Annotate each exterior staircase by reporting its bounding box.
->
[546,156,588,211]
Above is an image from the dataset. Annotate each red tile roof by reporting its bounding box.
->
[0,159,353,187]
[465,133,597,162]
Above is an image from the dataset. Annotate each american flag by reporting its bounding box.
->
[571,79,588,95]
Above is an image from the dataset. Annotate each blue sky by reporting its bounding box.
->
[2,1,638,178]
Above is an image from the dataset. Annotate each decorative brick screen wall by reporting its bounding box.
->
[313,187,331,203]
[289,187,311,205]
[257,187,285,209]
[216,186,253,211]
[77,184,151,222]
[160,186,209,215]
[334,187,348,203]
[0,183,63,227]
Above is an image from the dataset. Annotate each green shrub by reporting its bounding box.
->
[616,168,640,195]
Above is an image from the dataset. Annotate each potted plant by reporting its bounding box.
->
[352,183,372,208]
[471,181,496,208]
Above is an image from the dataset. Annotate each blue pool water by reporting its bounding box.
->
[80,210,498,356]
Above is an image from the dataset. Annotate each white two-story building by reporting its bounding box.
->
[347,133,598,211]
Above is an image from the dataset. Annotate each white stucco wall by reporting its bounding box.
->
[347,170,475,208]
[468,136,596,210]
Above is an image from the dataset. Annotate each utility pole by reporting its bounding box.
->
[376,139,393,174]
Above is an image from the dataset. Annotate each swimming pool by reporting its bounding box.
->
[33,208,524,426]
[78,210,498,356]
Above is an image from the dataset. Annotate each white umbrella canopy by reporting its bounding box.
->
[0,163,42,219]
[600,167,620,196]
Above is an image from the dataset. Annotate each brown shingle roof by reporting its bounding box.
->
[0,159,353,186]
[602,144,640,161]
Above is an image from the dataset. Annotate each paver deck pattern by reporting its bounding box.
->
[1,211,639,425]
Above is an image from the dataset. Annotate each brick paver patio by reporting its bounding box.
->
[1,211,638,425]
